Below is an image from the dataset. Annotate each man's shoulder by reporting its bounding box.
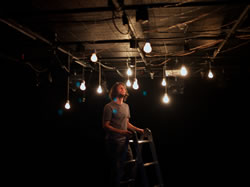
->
[122,102,129,108]
[104,101,113,108]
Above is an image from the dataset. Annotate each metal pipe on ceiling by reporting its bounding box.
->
[0,18,125,77]
[212,5,250,60]
[0,18,92,70]
[58,36,225,46]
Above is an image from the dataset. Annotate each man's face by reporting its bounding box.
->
[117,84,127,97]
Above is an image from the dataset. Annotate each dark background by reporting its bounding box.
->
[1,1,249,186]
[2,56,248,186]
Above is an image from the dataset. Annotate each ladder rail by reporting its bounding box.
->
[145,128,164,187]
[131,129,150,187]
[128,128,164,187]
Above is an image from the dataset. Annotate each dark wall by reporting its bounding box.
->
[2,58,248,186]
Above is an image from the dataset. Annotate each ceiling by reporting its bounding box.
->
[0,0,250,90]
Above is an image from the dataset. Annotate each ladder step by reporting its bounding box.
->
[144,161,158,167]
[127,128,164,187]
[129,139,151,143]
[124,159,136,164]
[138,140,151,144]
[120,178,135,184]
[153,184,164,187]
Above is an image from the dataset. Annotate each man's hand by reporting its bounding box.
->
[137,128,144,135]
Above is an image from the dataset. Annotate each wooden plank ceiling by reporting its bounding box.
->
[0,0,249,82]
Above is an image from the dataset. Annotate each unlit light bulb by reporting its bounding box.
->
[143,42,152,53]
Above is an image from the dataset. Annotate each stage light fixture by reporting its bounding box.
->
[136,7,149,22]
[122,12,128,25]
[130,39,138,48]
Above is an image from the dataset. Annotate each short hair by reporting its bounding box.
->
[109,82,129,101]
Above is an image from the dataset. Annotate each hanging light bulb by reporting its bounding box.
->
[132,58,139,90]
[65,55,71,110]
[65,100,71,109]
[207,61,214,79]
[180,65,188,76]
[162,93,170,104]
[143,41,152,53]
[80,80,86,91]
[97,62,102,94]
[208,70,214,79]
[132,78,139,90]
[90,51,98,62]
[161,78,166,86]
[126,79,131,87]
[127,67,132,76]
[97,85,103,94]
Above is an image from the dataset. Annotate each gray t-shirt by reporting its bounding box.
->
[103,101,130,142]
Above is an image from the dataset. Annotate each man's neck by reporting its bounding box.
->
[114,97,123,105]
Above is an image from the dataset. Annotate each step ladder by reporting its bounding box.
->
[120,128,164,187]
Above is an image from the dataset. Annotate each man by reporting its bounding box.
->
[102,82,144,187]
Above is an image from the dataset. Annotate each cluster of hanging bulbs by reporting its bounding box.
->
[161,65,190,104]
[125,40,152,89]
[126,60,139,90]
[65,44,214,109]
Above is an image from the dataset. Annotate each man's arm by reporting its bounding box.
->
[127,120,144,134]
[103,121,132,136]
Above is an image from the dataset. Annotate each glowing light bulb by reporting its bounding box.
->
[180,66,188,76]
[90,52,98,62]
[208,70,214,79]
[97,85,103,94]
[162,93,170,104]
[65,100,71,109]
[161,78,166,86]
[126,79,131,87]
[132,79,139,90]
[143,42,152,53]
[80,80,86,91]
[127,67,132,76]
